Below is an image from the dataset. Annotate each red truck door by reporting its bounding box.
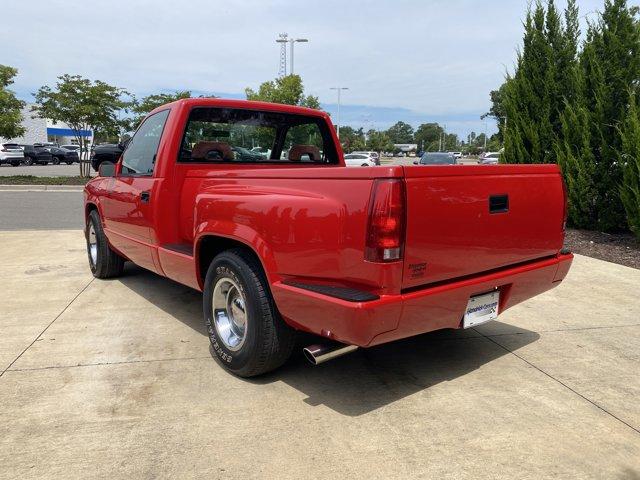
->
[101,109,170,273]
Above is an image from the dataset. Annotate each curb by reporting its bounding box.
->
[0,185,84,192]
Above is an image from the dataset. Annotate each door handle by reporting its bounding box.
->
[140,191,151,203]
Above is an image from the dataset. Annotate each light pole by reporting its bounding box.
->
[330,87,349,138]
[289,38,308,75]
[484,120,488,150]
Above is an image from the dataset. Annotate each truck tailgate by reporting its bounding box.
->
[402,164,565,289]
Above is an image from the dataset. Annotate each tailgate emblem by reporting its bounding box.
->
[409,263,427,278]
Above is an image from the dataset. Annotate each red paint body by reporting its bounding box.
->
[85,99,573,347]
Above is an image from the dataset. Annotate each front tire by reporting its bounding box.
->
[203,249,296,377]
[86,210,125,278]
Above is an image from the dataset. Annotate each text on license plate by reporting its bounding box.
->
[463,290,500,328]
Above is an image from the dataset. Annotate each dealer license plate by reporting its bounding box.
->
[463,291,500,328]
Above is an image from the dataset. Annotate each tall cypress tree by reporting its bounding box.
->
[579,0,640,231]
[620,92,640,238]
[503,1,579,165]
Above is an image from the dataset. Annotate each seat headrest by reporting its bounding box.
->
[192,141,234,161]
[288,145,322,162]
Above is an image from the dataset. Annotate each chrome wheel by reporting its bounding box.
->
[212,277,248,351]
[88,222,98,266]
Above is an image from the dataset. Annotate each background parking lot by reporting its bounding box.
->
[0,191,639,479]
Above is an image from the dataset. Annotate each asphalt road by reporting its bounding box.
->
[0,191,84,230]
[0,163,94,177]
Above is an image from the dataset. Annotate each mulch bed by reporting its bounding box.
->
[564,228,640,270]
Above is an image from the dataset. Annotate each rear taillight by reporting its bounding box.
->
[365,179,406,262]
[561,177,568,231]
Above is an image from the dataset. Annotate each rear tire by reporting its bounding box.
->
[203,249,296,377]
[53,157,60,165]
[86,210,125,278]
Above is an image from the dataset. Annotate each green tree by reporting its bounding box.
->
[620,92,640,238]
[414,123,443,151]
[33,74,129,177]
[502,0,580,165]
[128,90,192,130]
[338,126,366,152]
[385,121,414,144]
[482,83,508,142]
[0,65,25,139]
[578,0,640,231]
[245,74,319,108]
[366,130,394,153]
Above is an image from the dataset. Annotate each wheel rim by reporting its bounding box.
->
[88,222,98,266]
[212,277,248,351]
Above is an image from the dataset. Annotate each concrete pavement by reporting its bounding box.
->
[0,230,639,479]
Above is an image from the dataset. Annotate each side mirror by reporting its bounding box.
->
[98,161,116,177]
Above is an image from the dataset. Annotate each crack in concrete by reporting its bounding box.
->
[4,355,212,373]
[0,278,95,378]
[474,327,640,436]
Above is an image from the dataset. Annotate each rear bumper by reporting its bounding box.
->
[272,253,573,347]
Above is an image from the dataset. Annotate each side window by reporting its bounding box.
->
[121,109,170,175]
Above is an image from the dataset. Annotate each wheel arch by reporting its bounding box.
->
[195,234,276,291]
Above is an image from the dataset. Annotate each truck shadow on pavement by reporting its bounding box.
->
[119,264,540,417]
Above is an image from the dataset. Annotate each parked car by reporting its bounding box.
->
[414,152,458,165]
[480,152,501,165]
[250,147,270,158]
[84,98,573,377]
[48,146,80,165]
[0,143,25,166]
[351,151,380,165]
[449,151,463,159]
[91,143,124,171]
[60,144,80,151]
[22,144,53,165]
[231,146,266,162]
[344,153,377,167]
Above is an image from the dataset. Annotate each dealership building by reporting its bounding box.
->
[0,104,93,146]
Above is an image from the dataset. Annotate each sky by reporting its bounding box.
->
[1,0,604,138]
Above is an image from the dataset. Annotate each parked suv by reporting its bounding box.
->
[0,143,25,166]
[344,153,377,167]
[48,146,80,165]
[91,144,124,171]
[351,151,380,165]
[22,144,53,165]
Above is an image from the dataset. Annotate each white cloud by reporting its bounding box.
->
[1,0,604,136]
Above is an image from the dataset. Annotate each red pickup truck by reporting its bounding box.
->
[84,98,573,377]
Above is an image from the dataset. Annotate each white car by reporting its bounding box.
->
[480,152,501,165]
[449,151,463,159]
[0,143,25,167]
[351,151,380,165]
[344,153,376,167]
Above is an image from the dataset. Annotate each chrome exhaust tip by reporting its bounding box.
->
[303,343,358,366]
